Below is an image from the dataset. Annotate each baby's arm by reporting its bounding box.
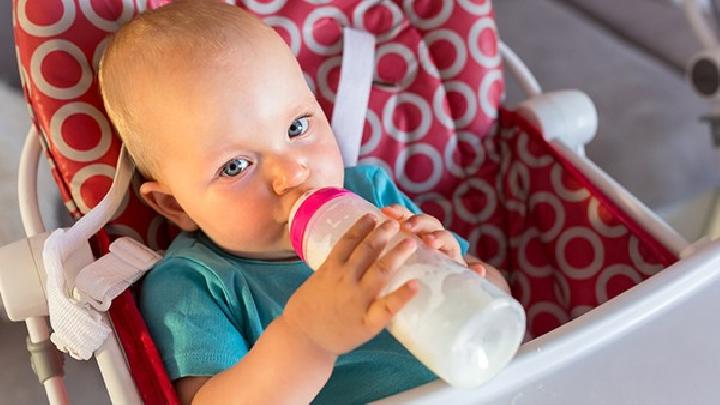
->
[180,214,417,405]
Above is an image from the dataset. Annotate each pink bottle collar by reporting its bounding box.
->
[289,188,352,261]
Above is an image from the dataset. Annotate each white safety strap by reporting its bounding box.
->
[73,237,161,312]
[43,230,107,360]
[331,28,376,167]
[43,147,160,360]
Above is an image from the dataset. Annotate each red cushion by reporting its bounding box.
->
[12,0,677,402]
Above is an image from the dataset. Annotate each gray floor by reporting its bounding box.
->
[2,0,719,403]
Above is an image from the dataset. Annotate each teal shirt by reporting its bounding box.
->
[139,165,469,404]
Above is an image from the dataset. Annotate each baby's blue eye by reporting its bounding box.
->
[220,158,251,177]
[288,116,310,138]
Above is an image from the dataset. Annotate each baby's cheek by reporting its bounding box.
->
[227,210,285,247]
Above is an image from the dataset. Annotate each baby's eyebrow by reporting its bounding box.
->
[288,94,318,116]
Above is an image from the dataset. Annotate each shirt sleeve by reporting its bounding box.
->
[368,166,470,257]
[139,257,249,380]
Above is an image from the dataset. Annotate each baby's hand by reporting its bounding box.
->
[281,214,418,356]
[381,205,511,295]
[381,204,464,264]
[466,255,511,295]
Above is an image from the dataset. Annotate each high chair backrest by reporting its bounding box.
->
[12,0,504,255]
[14,0,680,344]
[13,2,688,403]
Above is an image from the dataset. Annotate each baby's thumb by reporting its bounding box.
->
[364,280,418,330]
[469,262,487,277]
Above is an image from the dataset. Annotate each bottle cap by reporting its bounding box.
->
[289,187,351,261]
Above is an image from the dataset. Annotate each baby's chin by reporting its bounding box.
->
[213,225,298,260]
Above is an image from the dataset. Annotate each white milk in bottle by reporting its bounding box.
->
[289,188,525,387]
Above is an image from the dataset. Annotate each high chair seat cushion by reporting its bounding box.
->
[12,1,679,403]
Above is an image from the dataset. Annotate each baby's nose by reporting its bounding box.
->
[270,157,310,195]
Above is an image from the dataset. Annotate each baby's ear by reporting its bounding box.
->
[139,181,199,232]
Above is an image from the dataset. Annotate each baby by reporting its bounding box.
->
[99,1,508,404]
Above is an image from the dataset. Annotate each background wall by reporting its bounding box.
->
[1,1,20,88]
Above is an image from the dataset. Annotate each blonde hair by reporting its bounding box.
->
[98,0,268,179]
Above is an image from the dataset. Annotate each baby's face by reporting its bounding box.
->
[141,28,344,259]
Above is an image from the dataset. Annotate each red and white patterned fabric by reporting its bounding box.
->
[12,0,678,403]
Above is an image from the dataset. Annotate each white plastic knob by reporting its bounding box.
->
[0,233,51,321]
[518,90,598,154]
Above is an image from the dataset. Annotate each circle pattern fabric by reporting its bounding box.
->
[13,0,677,345]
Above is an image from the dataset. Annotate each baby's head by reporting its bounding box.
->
[100,0,344,259]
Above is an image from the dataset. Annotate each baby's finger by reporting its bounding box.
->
[468,262,487,277]
[421,234,443,250]
[363,280,418,331]
[346,219,400,279]
[402,213,442,233]
[360,237,417,296]
[380,204,413,221]
[422,230,463,263]
[328,214,378,264]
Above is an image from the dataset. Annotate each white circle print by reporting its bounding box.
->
[359,109,382,155]
[629,236,662,276]
[395,143,443,193]
[16,45,31,97]
[353,0,403,43]
[458,0,492,16]
[529,191,565,242]
[383,93,432,143]
[478,69,502,119]
[264,16,301,56]
[70,164,116,213]
[244,0,288,15]
[374,43,418,91]
[588,197,627,238]
[468,17,501,68]
[317,55,342,102]
[517,227,553,277]
[551,163,590,203]
[304,72,316,94]
[517,132,553,168]
[31,39,93,100]
[595,264,642,304]
[303,7,348,55]
[434,81,477,130]
[444,131,484,178]
[452,177,496,223]
[556,226,604,280]
[468,225,506,267]
[508,160,530,201]
[512,270,531,307]
[403,0,453,30]
[92,37,110,74]
[418,29,467,80]
[527,301,569,330]
[49,102,112,162]
[553,272,571,309]
[570,305,593,319]
[483,131,499,162]
[78,0,135,32]
[18,0,76,37]
[415,192,452,229]
[147,215,166,251]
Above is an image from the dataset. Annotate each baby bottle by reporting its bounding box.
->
[289,188,526,388]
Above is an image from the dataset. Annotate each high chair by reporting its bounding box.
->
[2,0,719,403]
